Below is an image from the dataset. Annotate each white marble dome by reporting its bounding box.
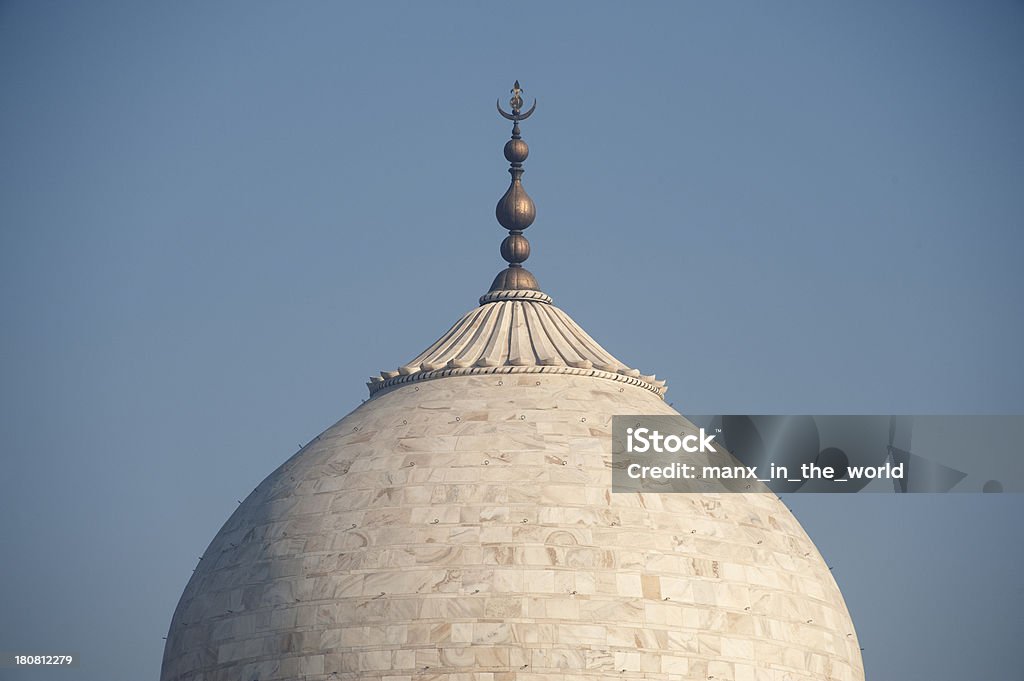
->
[163,90,864,680]
[161,290,865,681]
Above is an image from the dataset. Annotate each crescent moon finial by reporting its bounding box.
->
[496,79,538,122]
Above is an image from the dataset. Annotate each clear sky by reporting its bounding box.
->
[1,2,1022,680]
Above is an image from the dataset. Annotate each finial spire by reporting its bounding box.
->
[490,81,540,295]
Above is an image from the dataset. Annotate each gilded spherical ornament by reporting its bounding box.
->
[504,138,529,163]
[500,233,530,264]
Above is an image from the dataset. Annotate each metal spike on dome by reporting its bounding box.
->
[490,81,540,296]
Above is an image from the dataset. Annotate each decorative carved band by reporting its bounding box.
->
[478,289,554,305]
[368,364,667,398]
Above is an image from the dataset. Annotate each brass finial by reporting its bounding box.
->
[490,81,539,294]
[497,80,536,121]
[510,80,524,112]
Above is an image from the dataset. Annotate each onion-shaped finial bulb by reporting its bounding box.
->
[495,179,536,232]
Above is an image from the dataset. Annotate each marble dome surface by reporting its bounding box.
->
[161,334,864,681]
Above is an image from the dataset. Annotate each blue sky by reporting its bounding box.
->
[1,2,1022,679]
